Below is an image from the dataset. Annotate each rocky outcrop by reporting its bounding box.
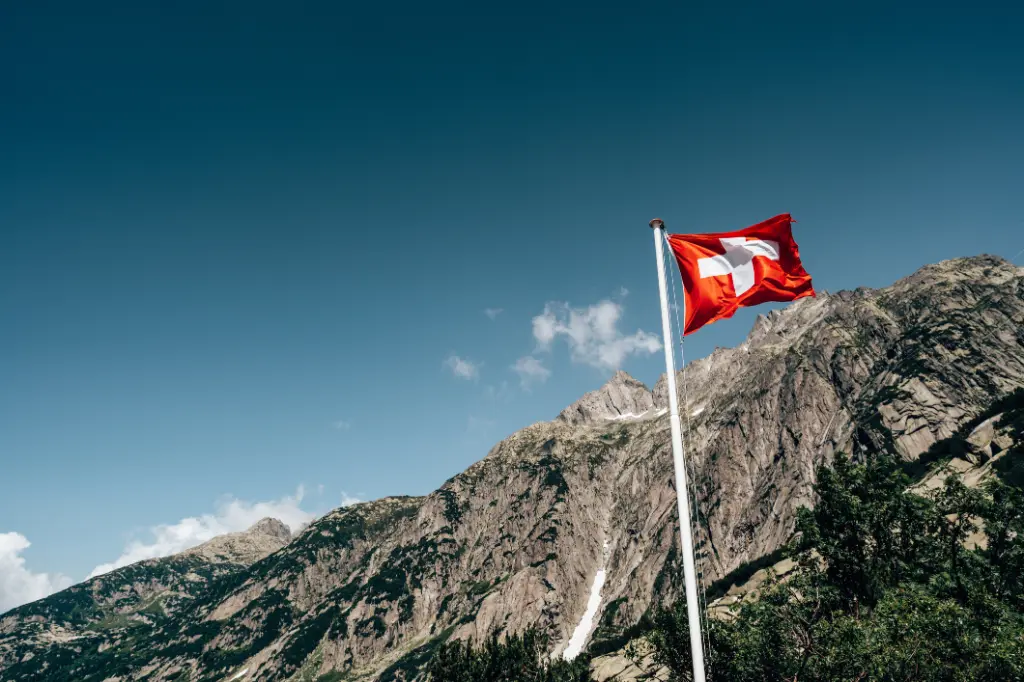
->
[2,255,1022,682]
[559,370,658,424]
[182,517,293,565]
[962,415,1018,464]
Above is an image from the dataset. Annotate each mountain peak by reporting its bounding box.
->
[180,517,293,565]
[558,370,656,424]
[607,369,641,386]
[878,254,1017,293]
[247,517,293,542]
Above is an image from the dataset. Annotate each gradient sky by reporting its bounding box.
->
[2,1,1022,589]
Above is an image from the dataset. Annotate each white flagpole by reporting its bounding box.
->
[650,218,707,682]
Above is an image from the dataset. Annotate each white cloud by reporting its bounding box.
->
[87,487,315,579]
[333,419,352,431]
[444,355,480,381]
[0,532,72,614]
[512,356,551,389]
[532,311,559,347]
[340,492,363,508]
[483,308,503,320]
[531,298,661,370]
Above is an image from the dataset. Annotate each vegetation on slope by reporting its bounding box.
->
[636,446,1024,681]
[426,627,592,682]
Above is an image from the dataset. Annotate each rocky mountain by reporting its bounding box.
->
[558,370,659,424]
[0,518,293,678]
[180,519,293,566]
[2,254,1021,682]
[591,385,1024,681]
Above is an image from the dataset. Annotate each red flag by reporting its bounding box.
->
[667,214,815,335]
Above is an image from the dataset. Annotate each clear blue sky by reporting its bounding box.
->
[1,1,1022,583]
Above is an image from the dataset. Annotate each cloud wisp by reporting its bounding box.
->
[532,298,661,370]
[340,492,363,508]
[444,355,481,381]
[511,356,551,389]
[484,381,512,402]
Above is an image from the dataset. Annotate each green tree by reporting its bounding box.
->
[641,451,1024,682]
[795,454,940,609]
[427,627,592,682]
[979,478,1024,606]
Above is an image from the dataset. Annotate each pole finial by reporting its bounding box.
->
[649,218,665,230]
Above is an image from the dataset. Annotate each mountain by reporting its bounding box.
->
[180,519,293,566]
[0,518,293,678]
[2,254,1021,682]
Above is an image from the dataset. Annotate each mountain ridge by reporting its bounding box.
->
[2,253,1022,682]
[0,517,297,676]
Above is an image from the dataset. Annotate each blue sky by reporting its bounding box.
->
[1,1,1022,602]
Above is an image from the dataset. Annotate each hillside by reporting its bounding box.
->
[0,519,292,677]
[2,254,1021,682]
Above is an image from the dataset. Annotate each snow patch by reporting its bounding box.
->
[609,408,665,421]
[691,406,705,417]
[228,668,249,681]
[608,411,646,421]
[563,541,610,661]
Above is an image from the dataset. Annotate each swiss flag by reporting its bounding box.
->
[667,214,815,335]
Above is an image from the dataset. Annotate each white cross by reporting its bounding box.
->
[697,237,780,296]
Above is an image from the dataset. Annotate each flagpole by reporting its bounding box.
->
[650,218,707,682]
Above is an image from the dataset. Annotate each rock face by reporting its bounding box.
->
[559,370,659,424]
[2,255,1022,682]
[650,255,1024,579]
[962,415,1016,463]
